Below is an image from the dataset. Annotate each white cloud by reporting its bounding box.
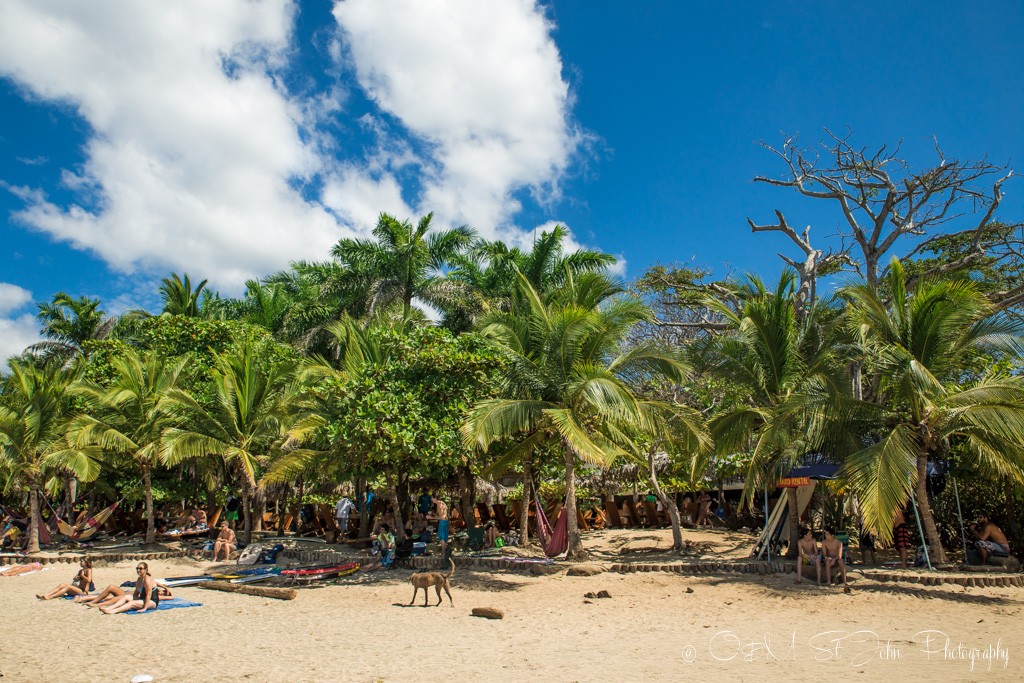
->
[331,0,585,239]
[0,0,347,292]
[0,283,39,361]
[0,0,600,300]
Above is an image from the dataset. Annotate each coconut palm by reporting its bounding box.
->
[330,212,475,323]
[159,273,209,317]
[840,258,1024,563]
[70,350,188,543]
[162,340,298,543]
[29,292,116,364]
[445,226,617,330]
[0,361,101,552]
[700,271,848,555]
[462,272,688,558]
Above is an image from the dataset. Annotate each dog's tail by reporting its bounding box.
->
[445,557,455,579]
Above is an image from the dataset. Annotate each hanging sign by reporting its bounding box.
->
[776,477,811,488]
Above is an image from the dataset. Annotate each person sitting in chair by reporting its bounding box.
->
[360,524,396,572]
[974,512,1011,564]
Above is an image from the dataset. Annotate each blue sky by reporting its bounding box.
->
[1,0,1022,358]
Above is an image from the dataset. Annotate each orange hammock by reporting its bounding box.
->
[56,501,120,540]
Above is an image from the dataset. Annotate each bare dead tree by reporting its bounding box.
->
[752,129,1015,289]
[746,209,851,314]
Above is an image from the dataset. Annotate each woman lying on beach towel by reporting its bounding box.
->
[0,562,42,576]
[101,562,160,614]
[37,558,93,600]
[75,581,173,609]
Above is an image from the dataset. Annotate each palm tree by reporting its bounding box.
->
[159,273,209,317]
[30,292,116,363]
[841,258,1024,563]
[162,341,298,544]
[700,271,848,556]
[462,272,688,559]
[331,212,475,322]
[0,361,101,553]
[445,226,616,330]
[70,350,187,543]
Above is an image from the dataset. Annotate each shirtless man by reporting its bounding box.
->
[821,528,848,588]
[212,521,236,562]
[975,512,1011,564]
[430,496,450,548]
[795,527,821,585]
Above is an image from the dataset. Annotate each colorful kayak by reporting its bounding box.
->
[280,562,359,581]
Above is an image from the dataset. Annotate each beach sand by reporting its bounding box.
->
[1,528,1021,682]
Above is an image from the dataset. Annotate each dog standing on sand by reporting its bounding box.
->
[408,558,455,606]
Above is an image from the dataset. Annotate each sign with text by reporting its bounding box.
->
[776,477,811,488]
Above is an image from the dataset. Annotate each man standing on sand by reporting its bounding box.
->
[795,527,821,585]
[430,495,449,547]
[974,512,1011,564]
[335,496,355,533]
[822,528,848,588]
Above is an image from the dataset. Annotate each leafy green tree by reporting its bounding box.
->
[158,273,209,317]
[463,273,687,559]
[840,258,1024,563]
[163,340,298,543]
[0,361,101,552]
[70,349,187,543]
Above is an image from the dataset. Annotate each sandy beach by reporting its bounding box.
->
[1,528,1021,682]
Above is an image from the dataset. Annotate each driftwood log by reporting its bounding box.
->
[198,582,297,600]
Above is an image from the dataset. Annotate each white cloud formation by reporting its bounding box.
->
[0,283,39,361]
[0,0,345,291]
[0,0,606,300]
[330,0,584,239]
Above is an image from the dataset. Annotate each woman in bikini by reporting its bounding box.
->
[36,558,93,600]
[76,581,173,609]
[100,561,160,614]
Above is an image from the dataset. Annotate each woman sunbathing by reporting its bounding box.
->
[101,561,160,614]
[0,561,42,577]
[76,581,173,609]
[37,558,93,600]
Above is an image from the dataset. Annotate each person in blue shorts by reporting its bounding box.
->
[431,495,449,545]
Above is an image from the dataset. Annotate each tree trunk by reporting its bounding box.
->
[253,487,265,532]
[648,450,683,550]
[142,464,156,544]
[564,445,585,559]
[916,453,947,564]
[385,469,405,540]
[458,463,476,528]
[65,475,78,513]
[241,484,253,545]
[784,487,800,559]
[518,456,532,544]
[26,484,41,554]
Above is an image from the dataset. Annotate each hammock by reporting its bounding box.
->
[56,501,120,540]
[534,500,568,558]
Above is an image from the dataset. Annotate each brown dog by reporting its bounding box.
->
[408,558,455,607]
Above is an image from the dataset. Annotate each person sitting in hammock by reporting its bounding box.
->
[76,581,173,609]
[101,561,159,614]
[36,558,93,600]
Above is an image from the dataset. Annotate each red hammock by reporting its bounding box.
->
[534,501,568,557]
[56,501,120,540]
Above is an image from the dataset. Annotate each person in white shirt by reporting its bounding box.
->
[335,497,355,532]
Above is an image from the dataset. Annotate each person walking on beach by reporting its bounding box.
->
[974,512,1011,564]
[795,527,821,585]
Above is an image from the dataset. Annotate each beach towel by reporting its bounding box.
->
[122,600,203,614]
